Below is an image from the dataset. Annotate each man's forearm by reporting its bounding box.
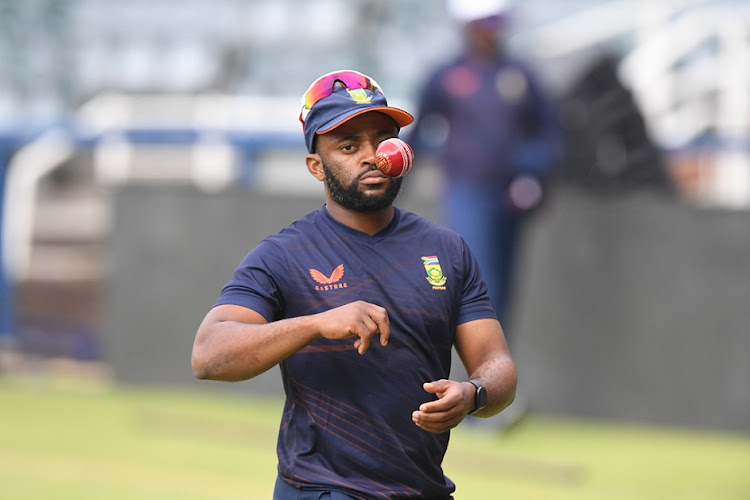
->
[468,354,517,417]
[192,313,320,382]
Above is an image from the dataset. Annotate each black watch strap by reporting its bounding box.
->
[467,380,487,415]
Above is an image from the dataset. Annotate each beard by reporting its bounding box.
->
[322,159,403,212]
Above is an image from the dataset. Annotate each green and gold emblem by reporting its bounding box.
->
[347,88,372,104]
[421,255,447,288]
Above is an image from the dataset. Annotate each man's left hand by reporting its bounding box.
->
[412,379,473,433]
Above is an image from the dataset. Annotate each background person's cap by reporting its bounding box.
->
[299,70,413,153]
[446,0,511,23]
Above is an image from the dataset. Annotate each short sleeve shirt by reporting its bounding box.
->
[215,206,496,498]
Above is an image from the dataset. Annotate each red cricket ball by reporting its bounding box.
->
[375,138,414,178]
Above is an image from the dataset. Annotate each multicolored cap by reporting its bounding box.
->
[299,70,413,153]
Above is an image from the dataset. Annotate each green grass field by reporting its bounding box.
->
[2,373,749,499]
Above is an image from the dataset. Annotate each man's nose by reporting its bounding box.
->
[362,141,379,165]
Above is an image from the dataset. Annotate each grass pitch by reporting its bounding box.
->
[1,373,749,499]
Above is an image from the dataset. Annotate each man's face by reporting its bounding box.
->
[466,16,503,56]
[313,112,403,213]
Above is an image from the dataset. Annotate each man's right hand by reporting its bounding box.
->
[314,301,391,354]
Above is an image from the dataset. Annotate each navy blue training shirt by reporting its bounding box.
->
[215,206,497,499]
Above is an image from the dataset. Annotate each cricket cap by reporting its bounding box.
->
[298,70,413,153]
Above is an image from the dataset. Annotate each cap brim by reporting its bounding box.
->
[317,106,414,136]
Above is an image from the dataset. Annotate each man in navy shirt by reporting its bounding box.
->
[192,70,517,499]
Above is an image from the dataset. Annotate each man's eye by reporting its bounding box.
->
[341,144,354,151]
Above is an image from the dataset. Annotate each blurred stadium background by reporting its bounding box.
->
[1,0,750,497]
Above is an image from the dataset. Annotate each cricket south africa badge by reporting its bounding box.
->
[421,255,447,289]
[347,88,372,104]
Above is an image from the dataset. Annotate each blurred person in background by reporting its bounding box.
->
[407,0,563,431]
[192,70,517,499]
[408,0,563,339]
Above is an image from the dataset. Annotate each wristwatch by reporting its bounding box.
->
[467,380,487,415]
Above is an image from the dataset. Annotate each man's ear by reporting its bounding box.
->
[306,153,326,181]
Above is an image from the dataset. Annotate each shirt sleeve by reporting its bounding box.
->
[456,238,498,325]
[213,239,286,322]
[513,63,564,177]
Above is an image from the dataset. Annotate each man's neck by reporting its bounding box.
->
[325,203,395,236]
[466,47,501,63]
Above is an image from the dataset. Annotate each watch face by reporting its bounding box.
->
[476,385,488,410]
